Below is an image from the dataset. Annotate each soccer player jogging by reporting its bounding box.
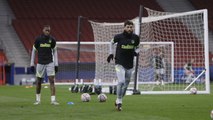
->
[30,25,59,105]
[107,20,140,111]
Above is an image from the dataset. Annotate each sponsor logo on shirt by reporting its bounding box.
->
[121,44,134,49]
[40,43,51,47]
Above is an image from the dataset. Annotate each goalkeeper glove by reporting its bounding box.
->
[107,54,114,63]
[30,66,35,73]
[55,66,58,73]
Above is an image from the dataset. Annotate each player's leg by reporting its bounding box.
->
[185,73,192,83]
[155,69,160,85]
[48,76,55,96]
[188,73,195,83]
[122,68,133,97]
[46,62,59,105]
[48,76,58,105]
[115,64,125,111]
[34,77,43,105]
[34,64,45,105]
[185,70,193,83]
[160,68,165,85]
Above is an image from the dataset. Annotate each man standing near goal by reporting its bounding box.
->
[184,59,195,83]
[151,48,166,85]
[30,25,59,105]
[107,20,140,111]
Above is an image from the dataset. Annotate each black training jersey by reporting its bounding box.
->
[152,56,164,69]
[113,32,140,69]
[34,34,56,64]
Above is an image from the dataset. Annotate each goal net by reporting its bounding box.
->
[88,8,209,94]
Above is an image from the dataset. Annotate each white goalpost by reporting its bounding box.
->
[56,8,209,94]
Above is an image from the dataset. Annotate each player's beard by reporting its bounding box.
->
[44,35,50,40]
[123,30,133,39]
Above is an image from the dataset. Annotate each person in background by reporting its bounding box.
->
[151,48,166,85]
[184,59,195,83]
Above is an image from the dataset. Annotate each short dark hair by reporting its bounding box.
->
[124,20,133,26]
[43,25,50,28]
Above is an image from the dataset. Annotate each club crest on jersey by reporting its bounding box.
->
[131,40,135,44]
[49,39,52,43]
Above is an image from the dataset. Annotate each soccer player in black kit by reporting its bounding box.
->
[30,25,59,105]
[151,48,166,85]
[107,20,140,111]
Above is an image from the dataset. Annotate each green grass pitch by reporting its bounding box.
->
[0,84,213,120]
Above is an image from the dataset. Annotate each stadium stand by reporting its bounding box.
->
[5,0,212,83]
[0,50,6,85]
[7,0,164,82]
[8,0,206,66]
[8,0,162,62]
[8,0,162,19]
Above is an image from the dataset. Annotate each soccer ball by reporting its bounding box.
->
[189,87,197,94]
[97,93,107,102]
[210,110,213,119]
[81,93,91,102]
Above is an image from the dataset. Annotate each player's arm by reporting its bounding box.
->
[53,46,58,66]
[53,47,58,73]
[52,39,58,73]
[134,36,140,56]
[183,63,186,68]
[30,45,36,73]
[30,45,36,66]
[109,39,116,54]
[107,38,117,63]
[31,38,40,65]
[188,66,194,74]
[134,44,140,56]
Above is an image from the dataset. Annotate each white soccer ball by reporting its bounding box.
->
[68,87,71,91]
[97,93,107,102]
[81,93,91,102]
[210,110,213,119]
[189,87,197,94]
